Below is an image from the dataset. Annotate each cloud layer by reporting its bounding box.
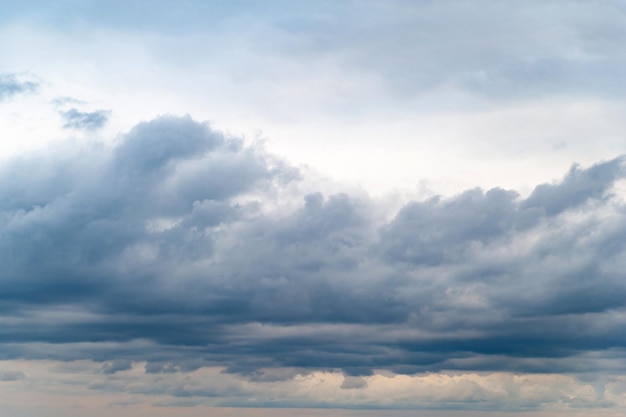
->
[0,115,625,390]
[1,1,626,414]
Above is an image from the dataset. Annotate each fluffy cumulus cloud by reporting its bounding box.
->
[0,115,625,413]
[1,1,626,415]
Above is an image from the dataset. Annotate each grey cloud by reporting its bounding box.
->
[98,359,132,374]
[51,96,85,107]
[382,157,625,267]
[19,1,621,112]
[145,362,184,374]
[381,187,520,265]
[341,375,368,390]
[0,370,26,381]
[235,367,305,383]
[521,158,625,215]
[0,73,38,100]
[0,115,625,381]
[275,1,626,102]
[60,108,110,130]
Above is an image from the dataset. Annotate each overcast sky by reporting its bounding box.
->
[1,1,626,416]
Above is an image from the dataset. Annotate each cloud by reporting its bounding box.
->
[98,359,132,374]
[251,1,626,103]
[3,359,622,412]
[2,1,626,413]
[51,96,86,106]
[7,1,626,118]
[59,108,110,130]
[0,370,25,381]
[341,375,367,390]
[0,115,625,394]
[0,73,38,100]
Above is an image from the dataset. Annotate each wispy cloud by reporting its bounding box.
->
[59,108,110,130]
[0,73,38,101]
[0,370,25,381]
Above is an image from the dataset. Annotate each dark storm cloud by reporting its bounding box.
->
[60,108,110,130]
[1,115,625,379]
[0,73,38,100]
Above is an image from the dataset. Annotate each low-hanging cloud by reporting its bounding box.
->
[0,115,625,386]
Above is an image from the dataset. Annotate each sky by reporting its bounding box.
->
[1,1,626,416]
